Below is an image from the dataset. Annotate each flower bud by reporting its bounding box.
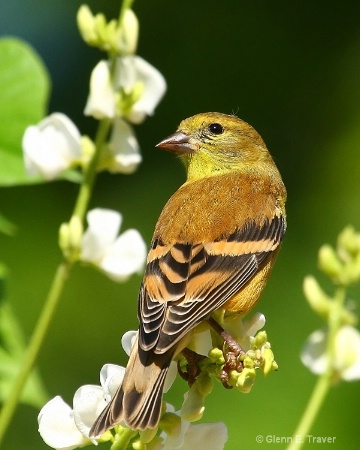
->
[303,275,331,319]
[262,347,276,375]
[236,367,256,393]
[115,9,139,55]
[254,330,267,349]
[337,226,360,258]
[318,244,343,279]
[77,5,99,46]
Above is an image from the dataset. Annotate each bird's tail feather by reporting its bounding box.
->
[90,341,174,437]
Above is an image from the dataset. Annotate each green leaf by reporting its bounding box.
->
[0,301,48,408]
[0,38,50,186]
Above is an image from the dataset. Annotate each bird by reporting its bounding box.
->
[90,112,287,436]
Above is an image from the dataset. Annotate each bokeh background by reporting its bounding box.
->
[1,0,360,449]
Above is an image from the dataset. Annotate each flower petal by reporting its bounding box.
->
[100,364,126,397]
[81,208,122,263]
[187,329,212,356]
[300,329,327,375]
[107,119,142,174]
[100,228,147,281]
[38,396,89,450]
[23,113,81,180]
[182,422,228,450]
[163,361,178,393]
[84,60,116,119]
[335,325,360,381]
[73,385,110,437]
[115,56,166,124]
[121,330,137,356]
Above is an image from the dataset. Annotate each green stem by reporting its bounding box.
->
[73,119,111,220]
[0,261,72,445]
[286,372,331,450]
[287,287,346,450]
[111,427,138,450]
[118,0,135,25]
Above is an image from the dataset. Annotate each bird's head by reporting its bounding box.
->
[156,112,274,181]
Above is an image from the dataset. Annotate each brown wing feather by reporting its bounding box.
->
[139,215,286,354]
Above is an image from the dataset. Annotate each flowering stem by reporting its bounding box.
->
[118,0,135,25]
[0,261,72,445]
[73,118,111,221]
[287,287,346,450]
[0,118,112,444]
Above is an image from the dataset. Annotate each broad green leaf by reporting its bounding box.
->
[0,301,48,408]
[0,38,50,186]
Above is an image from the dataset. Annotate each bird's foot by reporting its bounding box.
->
[208,316,245,388]
[178,347,206,386]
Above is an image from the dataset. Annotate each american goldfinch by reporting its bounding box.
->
[91,112,287,435]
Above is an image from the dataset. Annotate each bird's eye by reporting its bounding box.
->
[208,123,224,135]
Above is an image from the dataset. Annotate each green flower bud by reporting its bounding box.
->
[208,347,225,364]
[243,355,255,369]
[338,226,360,258]
[236,367,256,393]
[228,369,240,387]
[77,5,98,45]
[80,135,95,167]
[58,222,70,255]
[68,216,83,252]
[58,216,83,261]
[303,275,331,319]
[115,9,139,55]
[139,427,158,444]
[254,330,267,349]
[341,257,360,286]
[262,347,275,375]
[318,244,343,279]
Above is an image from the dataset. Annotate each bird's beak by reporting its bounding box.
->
[156,131,198,154]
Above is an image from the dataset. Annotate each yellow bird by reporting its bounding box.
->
[90,112,287,435]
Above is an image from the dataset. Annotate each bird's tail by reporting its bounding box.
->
[90,339,174,437]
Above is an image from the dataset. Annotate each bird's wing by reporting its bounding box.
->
[139,214,286,353]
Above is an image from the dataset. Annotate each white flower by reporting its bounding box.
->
[84,56,166,124]
[84,61,116,119]
[38,396,90,450]
[38,364,125,449]
[121,330,137,356]
[72,385,110,439]
[100,364,125,397]
[301,325,360,380]
[81,208,147,282]
[115,55,167,124]
[100,119,142,174]
[22,113,82,180]
[159,406,227,450]
[181,422,227,450]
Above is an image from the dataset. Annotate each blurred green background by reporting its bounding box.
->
[1,0,360,449]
